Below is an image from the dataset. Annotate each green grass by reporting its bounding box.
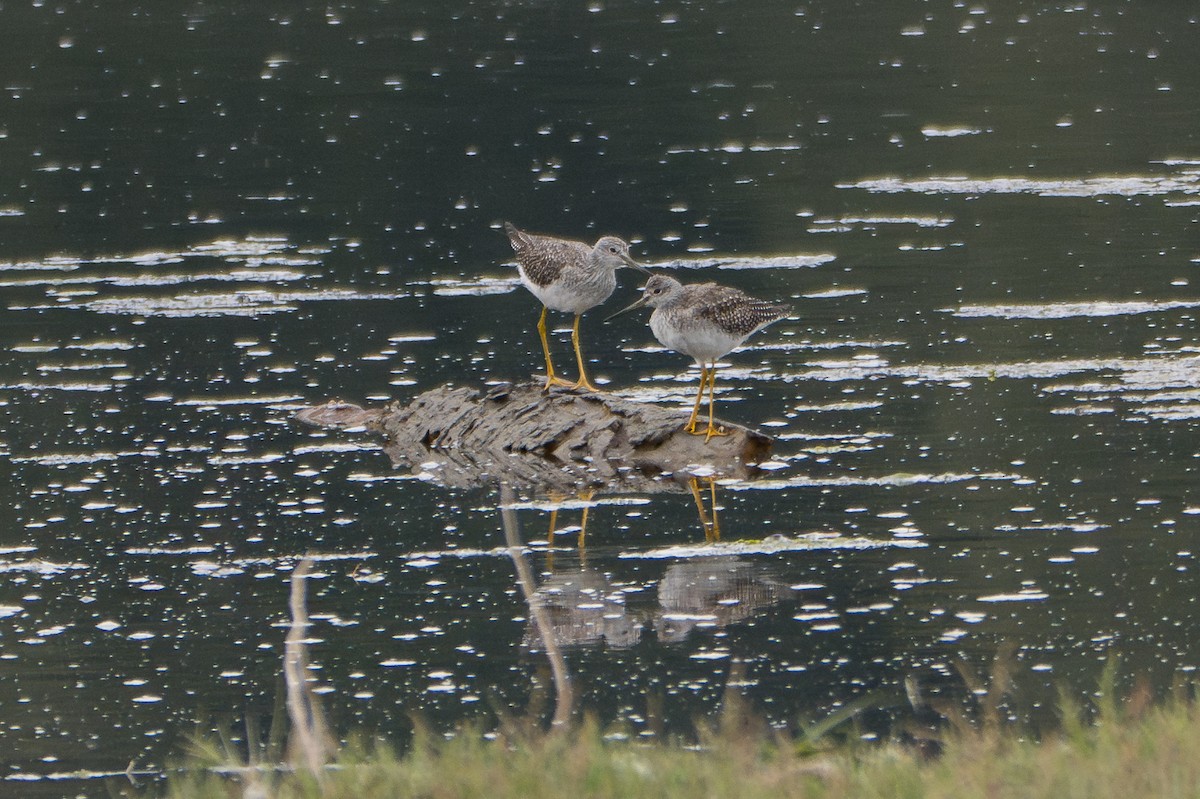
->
[125,685,1200,799]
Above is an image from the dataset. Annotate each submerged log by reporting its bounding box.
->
[294,382,773,492]
[293,399,383,431]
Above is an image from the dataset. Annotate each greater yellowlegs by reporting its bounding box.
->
[608,273,790,440]
[504,222,649,392]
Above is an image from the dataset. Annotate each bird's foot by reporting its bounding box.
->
[542,375,578,392]
[565,377,603,393]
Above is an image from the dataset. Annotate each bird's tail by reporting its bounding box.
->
[503,221,530,252]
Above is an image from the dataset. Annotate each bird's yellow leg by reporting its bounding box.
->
[684,366,709,434]
[566,314,602,392]
[537,306,574,391]
[704,366,730,441]
[546,506,558,571]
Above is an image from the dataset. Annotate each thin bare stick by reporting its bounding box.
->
[284,558,335,778]
[500,485,576,728]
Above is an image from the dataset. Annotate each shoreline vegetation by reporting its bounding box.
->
[128,676,1200,799]
[117,558,1200,799]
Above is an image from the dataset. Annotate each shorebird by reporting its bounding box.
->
[504,222,649,392]
[608,273,790,440]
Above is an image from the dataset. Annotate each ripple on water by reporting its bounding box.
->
[665,141,804,155]
[1039,358,1200,420]
[2,237,404,317]
[977,591,1050,603]
[951,299,1200,319]
[0,559,88,575]
[841,170,1200,199]
[23,288,407,317]
[801,288,869,299]
[175,394,309,408]
[10,448,179,464]
[425,275,521,296]
[1,237,324,274]
[727,471,1022,491]
[0,268,312,290]
[501,496,652,512]
[6,339,135,356]
[789,355,1200,386]
[124,546,219,556]
[621,533,927,560]
[806,214,954,234]
[649,253,836,271]
[753,339,903,353]
[0,380,117,393]
[920,125,988,138]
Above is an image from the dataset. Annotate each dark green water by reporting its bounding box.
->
[1,0,1199,793]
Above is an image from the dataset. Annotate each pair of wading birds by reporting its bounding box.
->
[503,222,791,441]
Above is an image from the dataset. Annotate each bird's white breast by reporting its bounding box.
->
[518,264,616,315]
[649,310,742,363]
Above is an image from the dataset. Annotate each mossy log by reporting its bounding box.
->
[294,382,773,492]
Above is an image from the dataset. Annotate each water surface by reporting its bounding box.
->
[1,1,1199,794]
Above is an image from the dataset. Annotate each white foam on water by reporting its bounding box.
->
[921,125,988,137]
[951,299,1200,319]
[649,253,836,271]
[726,471,1022,491]
[842,171,1200,198]
[427,275,521,297]
[0,559,88,575]
[24,288,407,318]
[621,533,926,559]
[807,214,954,230]
[802,288,869,299]
[665,141,803,155]
[977,591,1050,603]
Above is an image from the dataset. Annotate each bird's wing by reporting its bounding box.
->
[511,235,589,288]
[693,286,791,337]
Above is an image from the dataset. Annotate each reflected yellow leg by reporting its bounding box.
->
[547,490,595,567]
[546,507,558,571]
[537,306,575,391]
[577,488,595,550]
[689,477,711,540]
[689,476,720,542]
[685,365,709,434]
[567,314,602,393]
[707,477,721,541]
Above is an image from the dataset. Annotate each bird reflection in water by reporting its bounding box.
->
[520,569,644,650]
[507,477,788,651]
[655,477,787,641]
[522,488,643,649]
[655,557,787,643]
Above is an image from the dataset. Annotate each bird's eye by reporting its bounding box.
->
[608,246,618,253]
